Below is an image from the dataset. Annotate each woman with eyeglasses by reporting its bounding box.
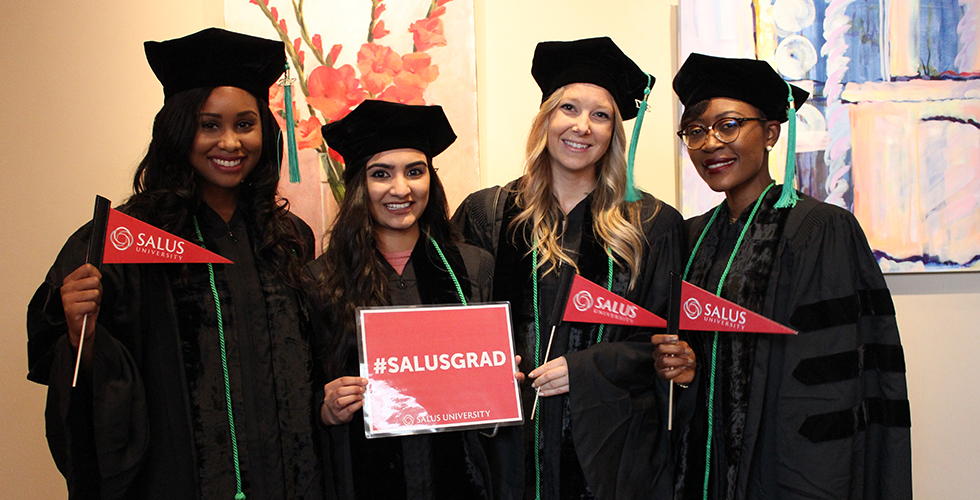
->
[660,53,911,500]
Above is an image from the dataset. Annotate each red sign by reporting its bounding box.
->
[562,274,667,328]
[680,280,796,334]
[358,303,522,437]
[103,208,232,264]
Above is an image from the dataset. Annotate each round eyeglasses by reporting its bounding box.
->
[676,117,768,150]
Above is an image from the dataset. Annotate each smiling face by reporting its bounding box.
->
[546,82,616,178]
[189,86,262,202]
[366,148,430,246]
[685,97,781,206]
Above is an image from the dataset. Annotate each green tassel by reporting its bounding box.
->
[774,81,800,209]
[283,62,301,184]
[625,73,653,203]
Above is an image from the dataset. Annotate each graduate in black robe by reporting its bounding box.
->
[453,38,685,500]
[658,53,912,500]
[26,29,325,499]
[308,100,502,499]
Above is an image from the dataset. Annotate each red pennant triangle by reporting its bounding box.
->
[679,280,795,334]
[102,208,232,264]
[562,274,667,328]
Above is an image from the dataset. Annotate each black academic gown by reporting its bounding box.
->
[676,187,912,500]
[27,204,325,500]
[453,180,685,500]
[308,236,500,500]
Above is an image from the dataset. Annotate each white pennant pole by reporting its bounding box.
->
[530,324,558,420]
[71,314,88,388]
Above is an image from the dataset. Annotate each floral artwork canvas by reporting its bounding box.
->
[225,0,480,248]
[678,0,980,273]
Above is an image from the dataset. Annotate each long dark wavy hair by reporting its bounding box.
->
[121,86,309,285]
[315,154,452,376]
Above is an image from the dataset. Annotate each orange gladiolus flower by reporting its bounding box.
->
[307,64,367,122]
[269,82,285,115]
[326,147,345,165]
[372,20,390,40]
[397,52,439,88]
[326,44,342,66]
[408,17,447,52]
[357,43,403,95]
[378,83,425,105]
[296,116,324,150]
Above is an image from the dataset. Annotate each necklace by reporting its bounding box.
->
[682,182,774,500]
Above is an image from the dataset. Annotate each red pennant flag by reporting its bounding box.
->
[679,280,795,334]
[562,274,667,328]
[103,207,232,264]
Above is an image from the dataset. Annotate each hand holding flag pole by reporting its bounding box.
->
[70,196,234,387]
[531,272,669,419]
[72,196,110,387]
[530,270,575,420]
[540,270,796,431]
[659,273,798,430]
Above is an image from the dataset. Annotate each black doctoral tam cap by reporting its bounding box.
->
[531,37,652,120]
[321,100,457,184]
[145,27,285,102]
[672,53,809,123]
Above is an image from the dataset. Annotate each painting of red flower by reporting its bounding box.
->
[228,0,479,247]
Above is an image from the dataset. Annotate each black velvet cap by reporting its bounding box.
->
[145,28,285,102]
[531,37,652,120]
[672,53,808,123]
[321,100,456,184]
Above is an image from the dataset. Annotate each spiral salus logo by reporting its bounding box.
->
[110,226,134,251]
[683,297,702,320]
[572,290,594,312]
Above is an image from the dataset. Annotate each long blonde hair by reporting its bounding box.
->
[510,85,657,289]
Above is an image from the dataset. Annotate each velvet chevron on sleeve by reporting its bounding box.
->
[676,188,911,500]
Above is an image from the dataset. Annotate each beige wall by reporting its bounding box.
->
[2,0,978,497]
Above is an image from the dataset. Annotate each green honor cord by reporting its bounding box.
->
[531,244,613,500]
[182,231,464,500]
[681,182,774,500]
[193,216,246,500]
[428,236,466,305]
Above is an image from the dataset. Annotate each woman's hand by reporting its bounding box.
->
[320,376,368,426]
[529,356,568,397]
[60,264,102,367]
[514,355,525,384]
[652,334,695,385]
